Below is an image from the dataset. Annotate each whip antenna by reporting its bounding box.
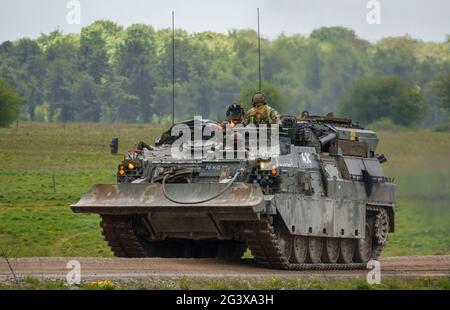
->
[257,8,262,92]
[172,11,175,125]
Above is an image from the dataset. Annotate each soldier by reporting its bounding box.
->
[244,92,281,125]
[299,110,310,120]
[225,102,245,126]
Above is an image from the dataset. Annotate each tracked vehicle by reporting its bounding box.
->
[71,114,395,270]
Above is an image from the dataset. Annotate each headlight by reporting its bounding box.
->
[118,161,138,177]
[259,160,276,171]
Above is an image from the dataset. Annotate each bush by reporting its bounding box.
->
[433,123,450,132]
[433,73,450,114]
[368,117,407,131]
[0,80,23,127]
[338,76,426,127]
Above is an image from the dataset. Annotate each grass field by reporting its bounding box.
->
[1,276,450,290]
[0,122,449,258]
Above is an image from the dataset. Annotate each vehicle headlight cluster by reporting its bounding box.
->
[258,160,278,176]
[118,161,139,176]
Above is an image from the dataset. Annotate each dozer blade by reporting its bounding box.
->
[71,182,265,215]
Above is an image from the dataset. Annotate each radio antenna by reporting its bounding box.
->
[172,11,175,125]
[257,8,262,92]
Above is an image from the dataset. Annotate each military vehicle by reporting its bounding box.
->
[71,113,395,270]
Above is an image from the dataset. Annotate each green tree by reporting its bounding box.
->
[304,43,322,90]
[114,24,158,123]
[229,29,261,82]
[26,77,45,121]
[1,20,449,126]
[338,76,426,126]
[0,80,23,127]
[373,37,419,82]
[434,73,450,115]
[15,39,46,120]
[46,59,75,123]
[310,27,359,44]
[72,72,101,122]
[80,21,122,83]
[36,29,63,50]
[44,35,79,122]
[101,75,140,123]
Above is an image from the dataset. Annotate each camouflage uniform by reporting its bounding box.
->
[244,92,281,125]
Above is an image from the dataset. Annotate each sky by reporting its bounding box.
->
[0,0,449,43]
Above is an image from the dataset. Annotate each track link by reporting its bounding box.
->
[100,215,245,259]
[242,218,367,270]
[100,206,388,269]
[368,205,388,259]
[100,215,147,257]
[242,205,388,270]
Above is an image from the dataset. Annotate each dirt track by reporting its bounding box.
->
[0,256,449,282]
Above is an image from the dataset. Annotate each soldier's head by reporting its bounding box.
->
[226,102,245,125]
[252,92,267,108]
[300,110,310,119]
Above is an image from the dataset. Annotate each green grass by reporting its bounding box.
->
[376,130,450,256]
[0,122,164,257]
[0,206,109,256]
[1,276,450,290]
[0,122,449,257]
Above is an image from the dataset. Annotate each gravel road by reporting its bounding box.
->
[0,256,449,282]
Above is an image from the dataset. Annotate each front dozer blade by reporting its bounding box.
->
[71,183,266,216]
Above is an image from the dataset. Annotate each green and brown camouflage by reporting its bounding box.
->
[244,105,281,125]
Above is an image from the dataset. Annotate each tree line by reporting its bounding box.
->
[0,21,449,127]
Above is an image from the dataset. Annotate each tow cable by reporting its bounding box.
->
[162,169,242,204]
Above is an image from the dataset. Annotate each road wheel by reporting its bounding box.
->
[338,239,354,264]
[293,236,308,263]
[354,224,373,263]
[308,237,323,264]
[322,238,340,263]
[278,232,293,261]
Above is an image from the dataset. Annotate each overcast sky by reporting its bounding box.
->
[1,0,449,43]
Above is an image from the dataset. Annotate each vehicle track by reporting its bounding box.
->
[99,206,388,270]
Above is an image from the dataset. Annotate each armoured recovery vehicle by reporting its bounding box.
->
[71,114,396,270]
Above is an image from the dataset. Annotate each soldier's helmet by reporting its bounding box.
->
[300,110,310,119]
[226,102,245,122]
[252,92,267,106]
